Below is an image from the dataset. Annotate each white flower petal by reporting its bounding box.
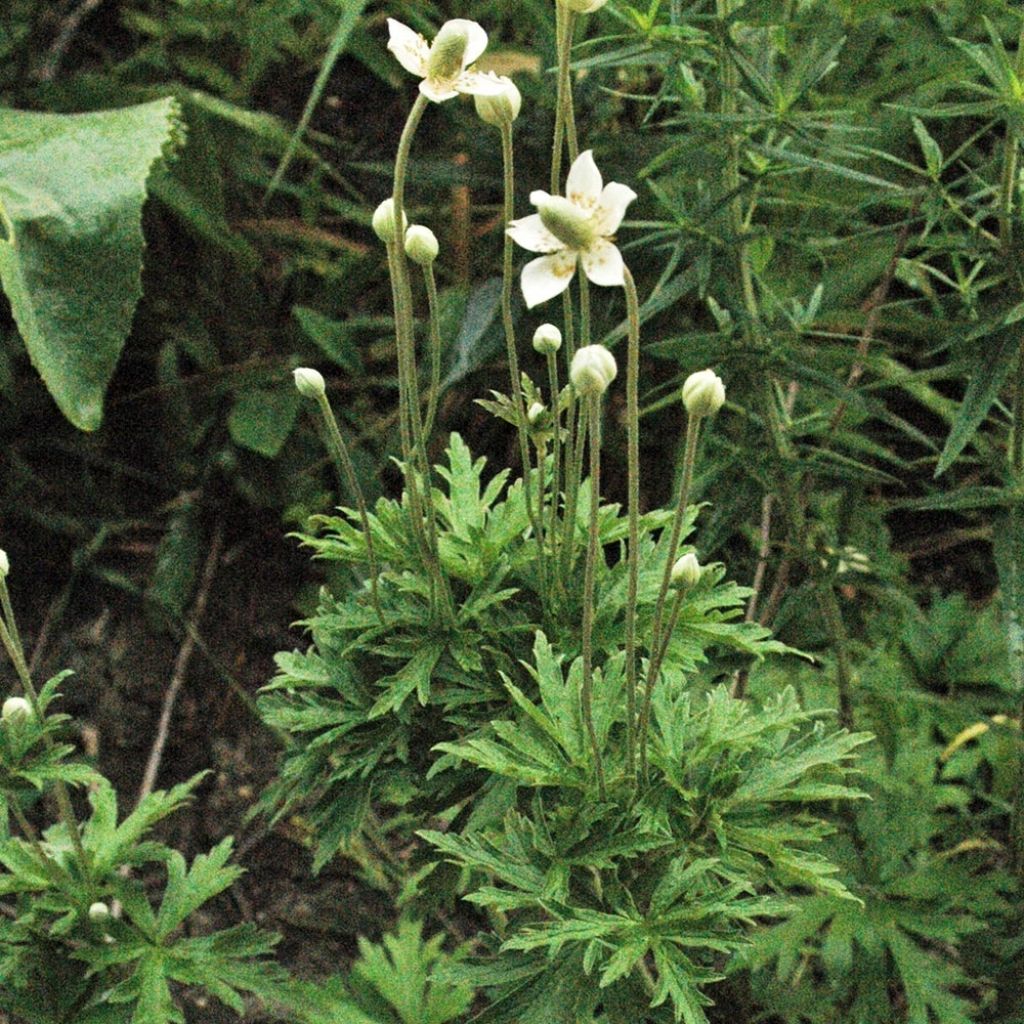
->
[581,239,625,288]
[419,78,459,102]
[442,19,489,67]
[565,150,603,208]
[387,19,429,77]
[530,189,553,207]
[521,251,578,308]
[455,69,508,97]
[507,214,563,254]
[595,182,638,236]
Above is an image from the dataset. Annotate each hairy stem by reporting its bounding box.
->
[581,395,607,798]
[422,263,443,441]
[546,350,563,575]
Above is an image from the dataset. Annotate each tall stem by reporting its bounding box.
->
[314,392,385,624]
[623,267,642,779]
[0,589,86,867]
[546,350,563,571]
[422,263,443,441]
[500,126,548,602]
[581,395,607,798]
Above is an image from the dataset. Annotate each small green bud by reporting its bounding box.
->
[426,21,470,81]
[570,345,617,397]
[293,367,326,400]
[535,195,597,251]
[670,553,702,589]
[0,549,7,578]
[372,199,406,244]
[559,0,610,12]
[527,401,545,425]
[404,224,439,266]
[532,323,562,355]
[474,76,522,127]
[2,696,31,723]
[88,901,111,922]
[681,369,725,418]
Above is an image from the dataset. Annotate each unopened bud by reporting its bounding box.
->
[2,696,31,723]
[681,369,725,418]
[372,199,406,244]
[670,553,702,589]
[559,0,610,11]
[293,367,326,400]
[474,76,522,127]
[534,194,597,250]
[404,225,439,266]
[527,401,545,425]
[532,323,562,355]
[0,549,7,578]
[426,21,470,81]
[88,901,111,922]
[570,345,617,397]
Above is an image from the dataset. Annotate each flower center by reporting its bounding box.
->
[536,196,597,250]
[427,22,470,81]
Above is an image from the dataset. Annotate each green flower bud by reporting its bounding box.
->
[293,367,326,400]
[670,553,702,589]
[558,0,610,12]
[426,21,470,81]
[532,323,562,355]
[535,195,597,250]
[570,345,617,397]
[404,224,439,266]
[681,369,725,418]
[2,696,31,722]
[372,199,406,244]
[527,401,545,425]
[88,901,111,922]
[474,76,522,127]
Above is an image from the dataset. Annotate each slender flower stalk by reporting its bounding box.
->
[581,392,607,799]
[622,266,642,778]
[421,261,443,440]
[546,351,563,566]
[0,575,86,867]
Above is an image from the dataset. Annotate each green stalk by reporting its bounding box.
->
[0,589,86,869]
[581,394,607,798]
[561,400,588,579]
[500,124,548,603]
[623,266,642,779]
[638,413,701,778]
[551,5,575,194]
[313,391,385,624]
[546,350,563,569]
[422,262,443,440]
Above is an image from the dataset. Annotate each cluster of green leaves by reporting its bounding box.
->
[0,678,288,1023]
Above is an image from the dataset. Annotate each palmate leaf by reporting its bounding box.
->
[0,99,182,429]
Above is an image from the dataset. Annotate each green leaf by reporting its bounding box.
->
[935,324,1019,477]
[228,385,301,458]
[0,99,181,430]
[293,306,365,374]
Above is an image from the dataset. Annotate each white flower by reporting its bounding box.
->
[387,18,506,104]
[570,345,617,397]
[508,150,637,308]
[681,369,726,418]
[474,75,522,126]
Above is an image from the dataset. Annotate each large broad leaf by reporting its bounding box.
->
[0,99,181,430]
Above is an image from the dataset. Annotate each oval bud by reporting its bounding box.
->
[293,367,326,400]
[88,901,111,922]
[427,21,470,81]
[681,369,725,418]
[670,552,702,589]
[404,225,439,266]
[372,199,406,244]
[532,323,562,355]
[535,195,597,250]
[527,401,545,425]
[474,76,522,127]
[570,345,617,397]
[2,696,31,723]
[0,549,8,578]
[559,0,610,11]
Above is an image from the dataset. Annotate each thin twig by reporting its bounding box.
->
[134,520,224,810]
[37,0,106,81]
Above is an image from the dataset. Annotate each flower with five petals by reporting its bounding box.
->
[387,18,506,103]
[508,151,637,308]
